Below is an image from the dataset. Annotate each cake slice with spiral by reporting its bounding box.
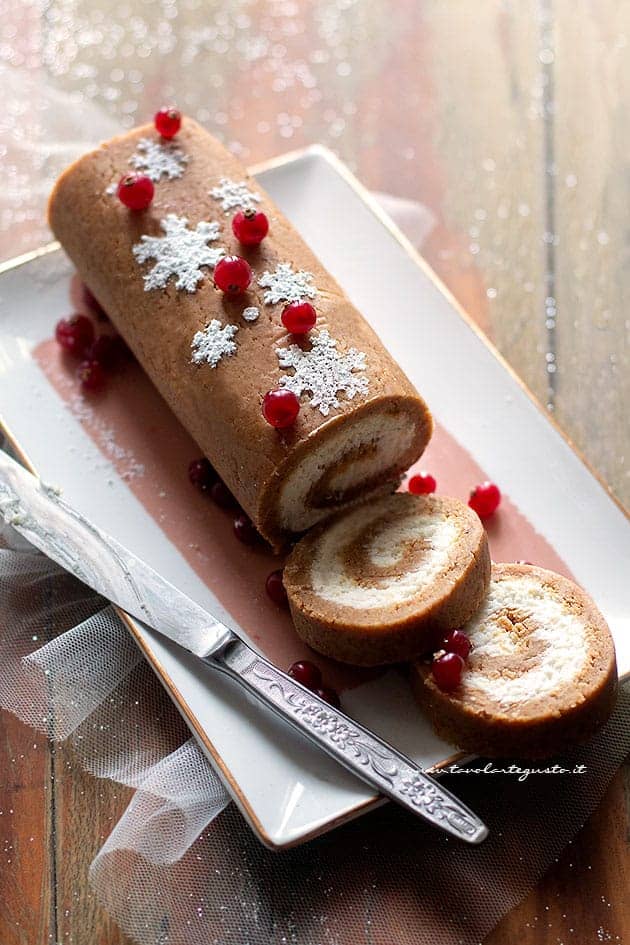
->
[284,493,491,666]
[411,563,617,758]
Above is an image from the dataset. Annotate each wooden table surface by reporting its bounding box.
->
[1,2,628,942]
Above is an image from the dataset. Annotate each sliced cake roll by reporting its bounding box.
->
[411,563,618,758]
[284,493,491,666]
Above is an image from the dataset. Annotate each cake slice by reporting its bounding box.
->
[410,563,618,758]
[284,492,491,666]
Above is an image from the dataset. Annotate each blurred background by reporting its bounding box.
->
[2,0,629,507]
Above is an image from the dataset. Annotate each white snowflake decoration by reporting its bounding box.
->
[242,306,260,322]
[210,178,261,213]
[191,320,238,368]
[130,137,189,181]
[132,215,225,292]
[276,329,368,416]
[258,263,317,305]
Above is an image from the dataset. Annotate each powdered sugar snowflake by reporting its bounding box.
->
[242,306,260,322]
[258,263,317,305]
[276,329,368,416]
[132,215,225,292]
[130,137,189,181]
[191,320,238,367]
[209,178,261,212]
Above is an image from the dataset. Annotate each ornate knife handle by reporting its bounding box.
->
[211,639,487,844]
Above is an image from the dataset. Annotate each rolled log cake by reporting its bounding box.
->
[48,119,432,548]
[410,563,618,758]
[283,493,491,666]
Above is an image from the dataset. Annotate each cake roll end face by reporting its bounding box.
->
[284,492,490,666]
[411,563,618,758]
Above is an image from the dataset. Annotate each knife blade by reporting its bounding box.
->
[0,450,488,844]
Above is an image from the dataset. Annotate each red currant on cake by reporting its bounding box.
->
[154,106,181,139]
[288,660,322,690]
[117,173,154,211]
[55,314,95,358]
[77,359,106,393]
[469,481,501,519]
[431,652,464,692]
[262,389,300,428]
[232,208,269,246]
[440,629,472,660]
[281,301,317,335]
[266,569,288,606]
[408,472,437,495]
[214,256,252,295]
[188,457,217,492]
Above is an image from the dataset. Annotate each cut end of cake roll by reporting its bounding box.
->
[284,492,491,666]
[410,563,618,759]
[258,395,433,545]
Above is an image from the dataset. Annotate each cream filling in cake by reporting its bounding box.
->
[462,575,589,709]
[277,409,417,534]
[309,502,459,610]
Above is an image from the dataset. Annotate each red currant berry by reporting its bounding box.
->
[266,569,288,607]
[117,173,154,211]
[154,106,181,139]
[288,660,322,690]
[232,208,269,246]
[408,472,437,495]
[77,359,106,393]
[209,480,237,510]
[441,630,471,660]
[431,652,464,692]
[233,513,259,545]
[82,284,108,321]
[262,389,300,429]
[469,481,501,519]
[86,334,119,370]
[281,301,317,335]
[188,457,216,492]
[214,256,252,295]
[315,686,341,709]
[55,314,95,358]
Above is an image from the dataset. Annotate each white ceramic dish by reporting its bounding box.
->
[1,146,628,849]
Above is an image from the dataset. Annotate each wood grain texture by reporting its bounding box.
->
[0,1,628,943]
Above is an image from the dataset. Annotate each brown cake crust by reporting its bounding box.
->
[284,493,491,666]
[48,120,431,548]
[410,563,618,758]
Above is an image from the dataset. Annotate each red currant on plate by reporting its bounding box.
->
[188,457,216,492]
[233,513,259,545]
[469,481,501,519]
[440,630,471,660]
[154,106,181,139]
[214,256,252,295]
[55,314,94,358]
[266,569,288,606]
[87,334,120,370]
[281,301,317,335]
[209,480,238,510]
[117,173,154,210]
[288,660,322,690]
[262,389,300,429]
[77,359,106,393]
[431,652,464,692]
[314,686,341,708]
[232,208,269,246]
[408,472,437,495]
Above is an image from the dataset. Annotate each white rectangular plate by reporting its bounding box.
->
[1,146,628,849]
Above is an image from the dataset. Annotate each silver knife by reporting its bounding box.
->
[0,450,487,844]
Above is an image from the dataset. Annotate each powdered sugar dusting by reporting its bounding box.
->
[132,215,225,292]
[209,178,260,212]
[276,329,368,416]
[242,306,260,322]
[258,263,317,305]
[68,392,145,481]
[130,137,189,181]
[191,320,238,368]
